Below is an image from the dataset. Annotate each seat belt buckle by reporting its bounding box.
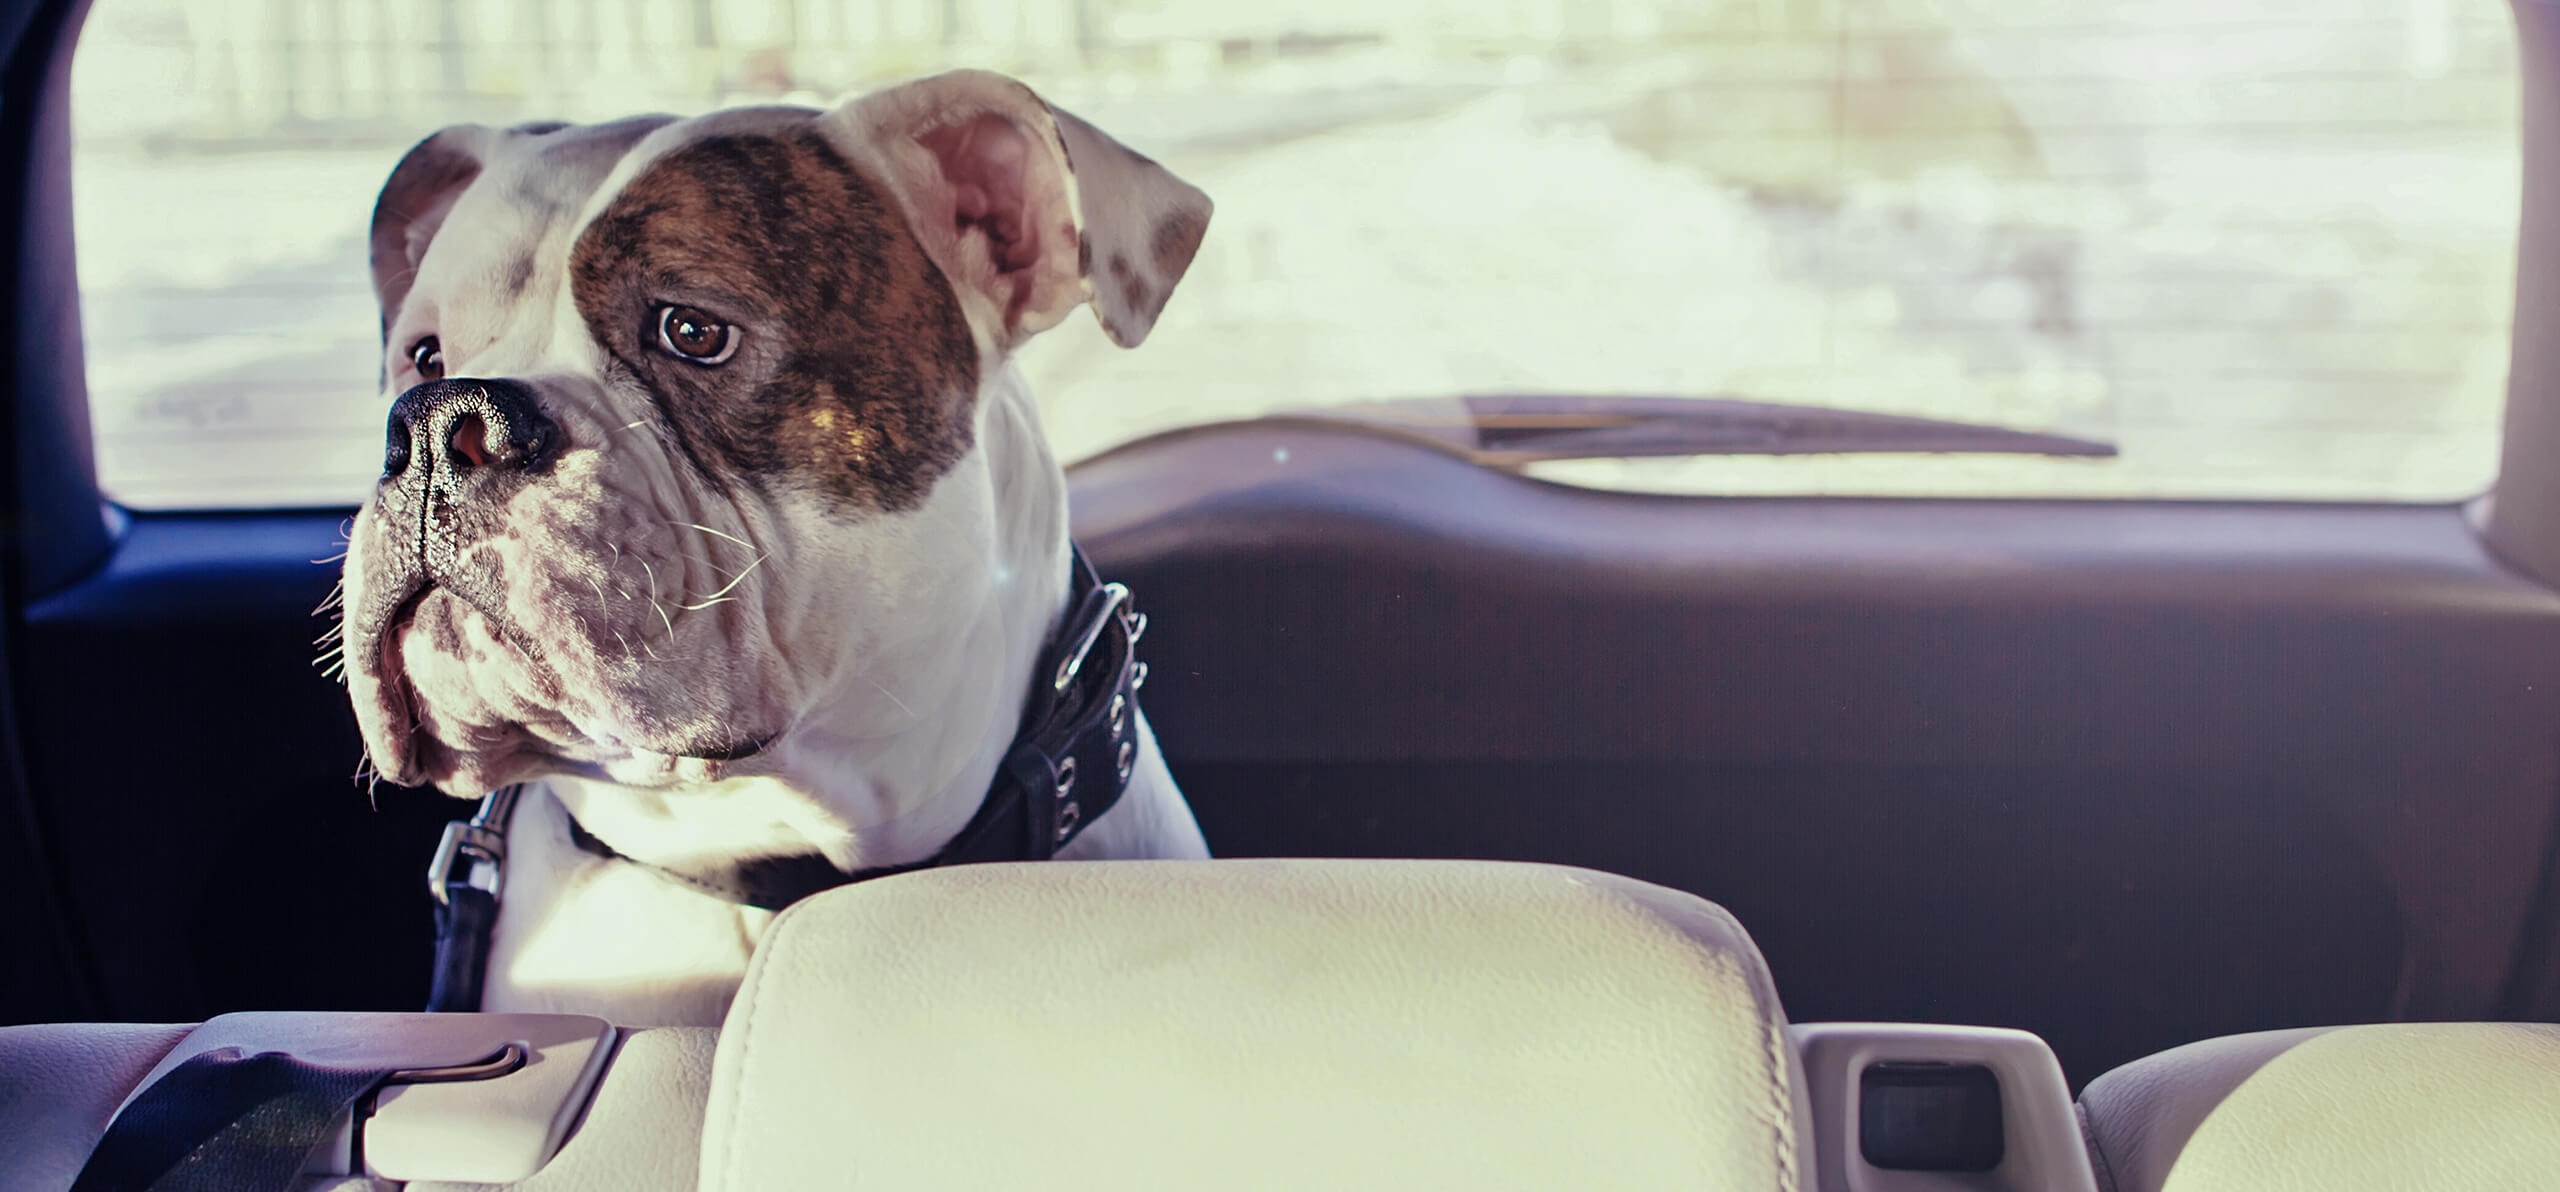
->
[428,821,506,906]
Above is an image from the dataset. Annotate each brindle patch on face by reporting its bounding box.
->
[568,120,980,512]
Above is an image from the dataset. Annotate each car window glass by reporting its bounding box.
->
[71,0,2521,507]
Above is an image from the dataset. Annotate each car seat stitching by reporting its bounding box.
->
[1701,895,1801,1192]
[715,901,793,1188]
[2076,1099,2120,1192]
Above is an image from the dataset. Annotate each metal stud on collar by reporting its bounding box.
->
[1054,756,1080,844]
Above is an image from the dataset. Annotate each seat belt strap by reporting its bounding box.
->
[69,1048,396,1192]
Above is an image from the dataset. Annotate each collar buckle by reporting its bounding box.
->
[1051,581,1131,696]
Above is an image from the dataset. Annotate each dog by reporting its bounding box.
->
[336,70,1214,1027]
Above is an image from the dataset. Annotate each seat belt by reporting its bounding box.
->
[70,1041,528,1191]
[69,1048,397,1192]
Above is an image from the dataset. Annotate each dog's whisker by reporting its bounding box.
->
[678,521,754,550]
[681,552,768,608]
[351,750,383,810]
[638,558,685,644]
[863,673,917,720]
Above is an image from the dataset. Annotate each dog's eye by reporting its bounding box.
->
[656,306,739,365]
[410,336,444,381]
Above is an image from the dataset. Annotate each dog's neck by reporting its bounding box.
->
[542,364,1071,874]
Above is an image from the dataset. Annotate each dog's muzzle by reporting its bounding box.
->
[348,376,581,789]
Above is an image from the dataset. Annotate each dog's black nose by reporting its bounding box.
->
[385,378,560,479]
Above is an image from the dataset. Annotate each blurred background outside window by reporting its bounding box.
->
[71,0,2522,507]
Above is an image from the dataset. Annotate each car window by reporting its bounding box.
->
[72,0,2520,508]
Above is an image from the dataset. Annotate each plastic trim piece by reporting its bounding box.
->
[1792,1022,2100,1192]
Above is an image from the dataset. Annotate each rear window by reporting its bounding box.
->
[73,0,2521,507]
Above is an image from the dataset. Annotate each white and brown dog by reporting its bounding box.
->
[337,71,1213,1026]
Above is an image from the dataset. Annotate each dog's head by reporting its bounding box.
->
[337,72,1210,798]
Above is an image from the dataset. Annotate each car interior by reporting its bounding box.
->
[5,0,2560,1188]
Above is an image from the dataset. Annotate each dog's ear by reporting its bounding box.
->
[368,125,503,339]
[368,121,575,339]
[830,70,1212,351]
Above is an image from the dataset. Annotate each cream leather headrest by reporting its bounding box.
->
[700,859,1811,1191]
[2079,1022,2560,1192]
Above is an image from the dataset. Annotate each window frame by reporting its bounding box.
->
[2480,0,2560,587]
[0,0,109,1021]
